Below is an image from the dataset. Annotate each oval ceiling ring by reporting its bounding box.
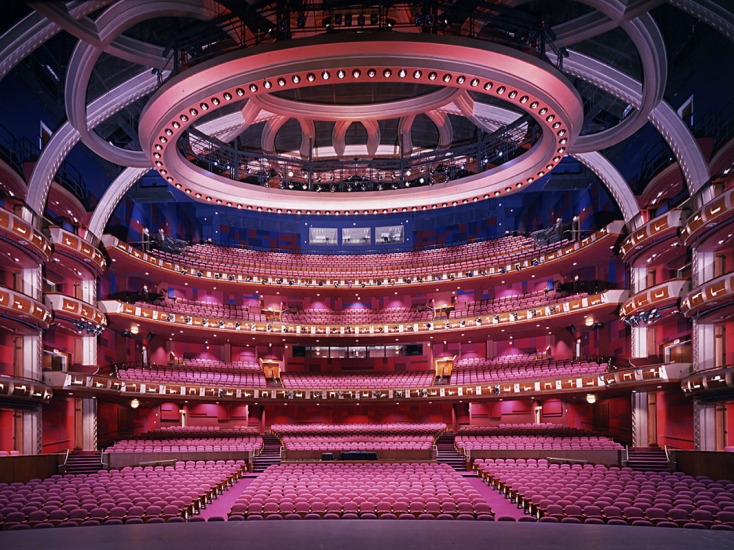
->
[140,33,584,214]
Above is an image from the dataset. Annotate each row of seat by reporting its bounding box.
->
[281,371,436,389]
[271,423,446,435]
[282,307,433,324]
[455,435,623,452]
[229,463,493,520]
[150,237,568,281]
[449,290,574,318]
[474,459,734,529]
[0,461,245,530]
[106,436,262,453]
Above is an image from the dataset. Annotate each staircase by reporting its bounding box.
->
[252,433,282,473]
[66,450,104,475]
[436,432,467,472]
[626,447,669,472]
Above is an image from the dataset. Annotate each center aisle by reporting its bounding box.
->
[198,477,255,520]
[464,477,526,520]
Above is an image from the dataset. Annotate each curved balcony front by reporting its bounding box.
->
[620,279,690,322]
[0,207,52,264]
[680,187,734,246]
[49,227,107,277]
[45,293,107,333]
[620,209,683,265]
[100,290,626,345]
[680,271,734,321]
[0,285,53,330]
[102,221,623,293]
[0,375,53,406]
[43,362,675,405]
[681,366,734,397]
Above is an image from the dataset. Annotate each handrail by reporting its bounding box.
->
[137,458,178,467]
[623,445,629,465]
[58,448,70,470]
[431,445,438,461]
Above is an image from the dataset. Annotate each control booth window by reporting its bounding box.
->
[309,227,338,245]
[376,225,404,244]
[342,227,371,245]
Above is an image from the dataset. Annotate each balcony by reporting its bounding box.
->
[100,290,626,344]
[45,293,107,333]
[620,279,690,321]
[0,374,53,405]
[49,227,107,276]
[102,221,624,292]
[620,209,683,265]
[680,271,734,321]
[680,187,734,246]
[0,207,52,263]
[0,285,53,330]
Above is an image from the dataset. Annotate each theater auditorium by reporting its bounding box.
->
[1,1,734,549]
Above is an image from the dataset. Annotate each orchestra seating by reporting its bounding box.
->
[151,235,568,281]
[228,463,493,519]
[449,290,578,318]
[281,371,436,389]
[282,307,433,325]
[474,459,734,528]
[0,461,244,528]
[449,356,607,385]
[117,360,267,388]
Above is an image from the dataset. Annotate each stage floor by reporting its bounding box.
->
[3,521,733,550]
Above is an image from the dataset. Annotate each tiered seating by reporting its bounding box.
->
[449,290,578,318]
[272,423,444,453]
[457,423,597,436]
[0,460,244,528]
[174,358,261,371]
[106,436,262,453]
[106,427,262,453]
[151,234,568,282]
[450,356,607,385]
[282,307,432,325]
[281,371,435,389]
[456,436,622,452]
[228,463,493,520]
[271,423,446,435]
[117,360,267,387]
[141,299,265,322]
[474,459,734,529]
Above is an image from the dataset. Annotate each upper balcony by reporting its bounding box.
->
[0,205,52,265]
[620,209,684,266]
[100,289,626,345]
[45,293,107,335]
[681,365,734,397]
[680,186,734,247]
[680,271,734,322]
[0,374,53,406]
[48,227,107,278]
[102,221,623,294]
[620,279,690,324]
[0,284,53,331]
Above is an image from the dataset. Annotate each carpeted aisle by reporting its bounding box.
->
[465,477,526,520]
[197,477,254,520]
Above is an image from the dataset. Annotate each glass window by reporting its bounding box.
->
[375,225,404,244]
[309,227,338,245]
[342,227,371,245]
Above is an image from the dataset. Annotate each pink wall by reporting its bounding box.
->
[657,391,694,450]
[468,398,592,431]
[264,403,452,427]
[42,398,75,452]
